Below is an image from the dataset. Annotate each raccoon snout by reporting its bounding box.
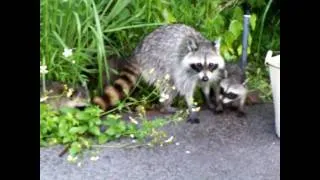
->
[202,76,209,81]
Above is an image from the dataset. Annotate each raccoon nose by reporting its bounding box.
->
[202,76,209,81]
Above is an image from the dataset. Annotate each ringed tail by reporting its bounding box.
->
[93,62,141,111]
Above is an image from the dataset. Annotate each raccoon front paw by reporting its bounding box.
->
[214,104,224,114]
[208,103,216,110]
[186,112,200,124]
[160,106,178,114]
[187,117,200,124]
[229,106,239,111]
[236,111,246,117]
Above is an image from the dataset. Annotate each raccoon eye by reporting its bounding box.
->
[226,93,238,99]
[190,63,203,72]
[208,63,218,71]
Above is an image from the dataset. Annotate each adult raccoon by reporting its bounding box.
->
[93,24,226,123]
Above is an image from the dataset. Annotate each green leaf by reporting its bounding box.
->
[69,142,82,155]
[162,8,176,23]
[237,45,242,56]
[248,34,252,46]
[212,14,225,34]
[98,135,109,144]
[89,126,101,136]
[117,121,126,132]
[59,107,77,114]
[75,111,92,121]
[106,127,116,136]
[232,6,243,21]
[62,136,72,143]
[223,31,236,47]
[229,20,243,38]
[115,133,121,138]
[69,126,88,134]
[250,14,257,30]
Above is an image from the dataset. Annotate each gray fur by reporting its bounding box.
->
[131,24,226,123]
[40,81,90,110]
[219,63,248,117]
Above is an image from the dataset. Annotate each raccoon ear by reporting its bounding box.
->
[187,37,198,52]
[212,37,221,51]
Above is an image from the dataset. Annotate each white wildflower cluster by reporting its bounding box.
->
[129,116,139,125]
[159,92,169,103]
[63,48,73,58]
[40,96,48,102]
[67,155,78,162]
[149,68,155,74]
[40,65,48,75]
[164,136,174,143]
[191,106,201,112]
[66,88,74,98]
[90,156,99,161]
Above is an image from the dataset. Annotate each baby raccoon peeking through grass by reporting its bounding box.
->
[40,81,90,111]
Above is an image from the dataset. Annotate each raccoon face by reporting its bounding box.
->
[219,79,247,104]
[67,87,90,110]
[182,38,225,82]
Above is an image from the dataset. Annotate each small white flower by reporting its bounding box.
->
[90,156,99,161]
[172,86,176,90]
[40,65,48,74]
[175,142,180,146]
[40,96,48,102]
[177,117,183,121]
[149,68,155,74]
[66,88,74,97]
[130,134,135,138]
[67,155,73,161]
[63,48,73,57]
[67,155,78,162]
[129,116,138,125]
[191,106,201,112]
[77,162,82,167]
[185,150,191,154]
[72,60,76,64]
[159,93,169,102]
[164,136,174,143]
[164,74,170,80]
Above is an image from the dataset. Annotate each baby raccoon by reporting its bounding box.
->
[213,63,248,117]
[40,81,90,111]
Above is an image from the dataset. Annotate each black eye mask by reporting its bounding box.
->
[190,63,203,72]
[225,92,238,99]
[208,63,218,72]
[220,87,239,100]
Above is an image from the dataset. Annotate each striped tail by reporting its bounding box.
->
[93,62,141,111]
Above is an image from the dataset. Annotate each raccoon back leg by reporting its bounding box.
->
[236,93,247,117]
[159,85,178,114]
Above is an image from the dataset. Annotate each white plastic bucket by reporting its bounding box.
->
[265,50,280,138]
